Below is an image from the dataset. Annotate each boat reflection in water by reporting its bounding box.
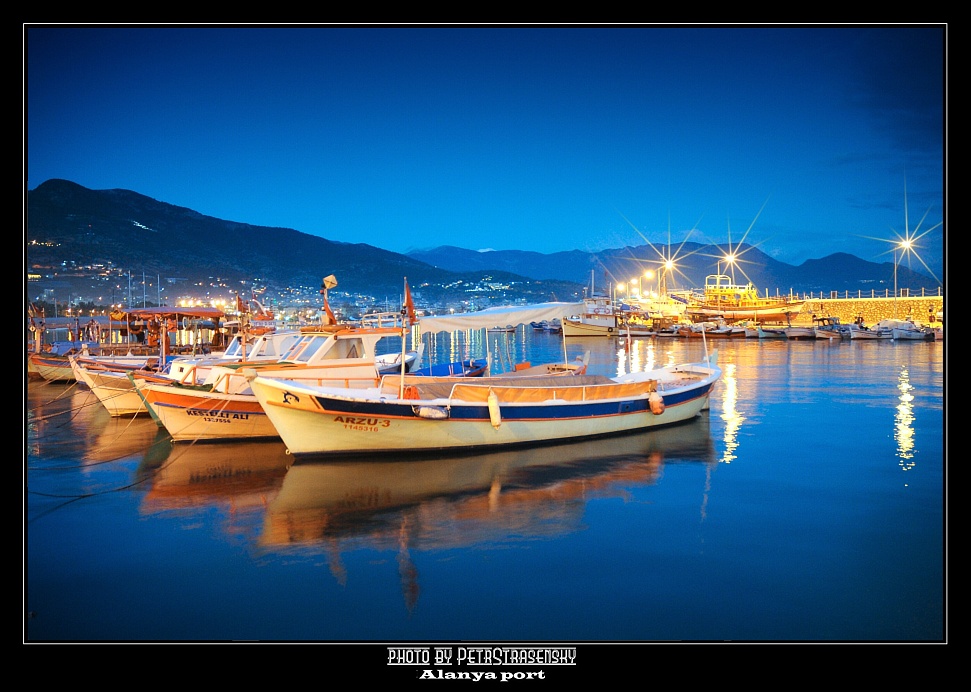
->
[83,415,170,466]
[26,382,169,466]
[261,416,716,611]
[140,440,292,520]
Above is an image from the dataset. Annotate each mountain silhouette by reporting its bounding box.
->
[26,179,942,302]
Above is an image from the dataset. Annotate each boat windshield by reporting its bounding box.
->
[258,332,301,357]
[221,336,244,358]
[277,334,324,362]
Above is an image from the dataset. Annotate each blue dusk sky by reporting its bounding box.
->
[25,24,947,279]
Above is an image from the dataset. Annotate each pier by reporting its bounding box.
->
[787,293,943,326]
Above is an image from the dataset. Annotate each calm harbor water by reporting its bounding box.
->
[25,332,945,644]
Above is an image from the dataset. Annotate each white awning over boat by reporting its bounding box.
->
[418,302,584,335]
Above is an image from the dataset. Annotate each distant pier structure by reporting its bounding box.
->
[786,290,943,326]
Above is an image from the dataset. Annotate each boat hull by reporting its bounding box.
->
[892,328,935,341]
[27,353,78,382]
[137,358,568,441]
[784,327,815,340]
[137,383,278,441]
[70,358,149,417]
[848,330,892,340]
[250,364,719,457]
[677,328,744,339]
[561,317,621,337]
[684,275,804,323]
[685,305,803,322]
[29,351,160,383]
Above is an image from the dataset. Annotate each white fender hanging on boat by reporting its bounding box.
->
[488,388,502,428]
[649,391,665,415]
[415,405,449,420]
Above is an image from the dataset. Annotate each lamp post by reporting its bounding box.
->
[660,260,673,295]
[644,270,655,298]
[893,240,912,319]
[893,247,898,318]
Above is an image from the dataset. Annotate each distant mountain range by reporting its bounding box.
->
[26,179,942,302]
[405,244,942,297]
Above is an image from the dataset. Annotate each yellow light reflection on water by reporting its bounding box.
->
[615,338,658,375]
[719,362,744,464]
[895,365,917,474]
[615,342,629,377]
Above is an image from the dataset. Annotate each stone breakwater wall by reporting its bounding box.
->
[789,296,944,326]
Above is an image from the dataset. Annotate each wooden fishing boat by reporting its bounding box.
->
[677,321,745,339]
[26,306,227,382]
[246,351,720,457]
[784,324,815,340]
[69,355,155,417]
[847,325,893,340]
[684,274,804,323]
[134,297,592,443]
[560,295,623,337]
[133,322,427,441]
[891,324,935,341]
[757,326,787,339]
[812,316,844,340]
[561,296,660,337]
[70,329,306,417]
[848,318,918,341]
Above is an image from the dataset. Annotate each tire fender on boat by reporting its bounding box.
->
[649,392,665,415]
[488,389,502,428]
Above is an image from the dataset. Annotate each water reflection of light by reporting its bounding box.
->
[615,339,657,375]
[719,363,743,464]
[422,329,482,369]
[615,343,629,377]
[895,366,917,473]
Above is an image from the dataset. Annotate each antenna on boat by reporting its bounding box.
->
[398,278,416,398]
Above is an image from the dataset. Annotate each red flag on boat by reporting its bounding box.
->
[319,275,338,325]
[404,278,416,324]
[235,293,246,313]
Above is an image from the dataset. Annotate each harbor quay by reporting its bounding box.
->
[787,295,943,326]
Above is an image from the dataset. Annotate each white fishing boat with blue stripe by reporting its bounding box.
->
[246,350,720,458]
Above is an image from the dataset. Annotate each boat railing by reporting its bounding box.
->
[381,375,659,404]
[360,311,403,328]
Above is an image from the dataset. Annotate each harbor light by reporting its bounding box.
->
[644,269,655,297]
[893,239,912,318]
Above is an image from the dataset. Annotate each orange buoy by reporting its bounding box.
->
[649,392,665,415]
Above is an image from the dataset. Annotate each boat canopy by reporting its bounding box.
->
[113,307,226,321]
[419,302,584,335]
